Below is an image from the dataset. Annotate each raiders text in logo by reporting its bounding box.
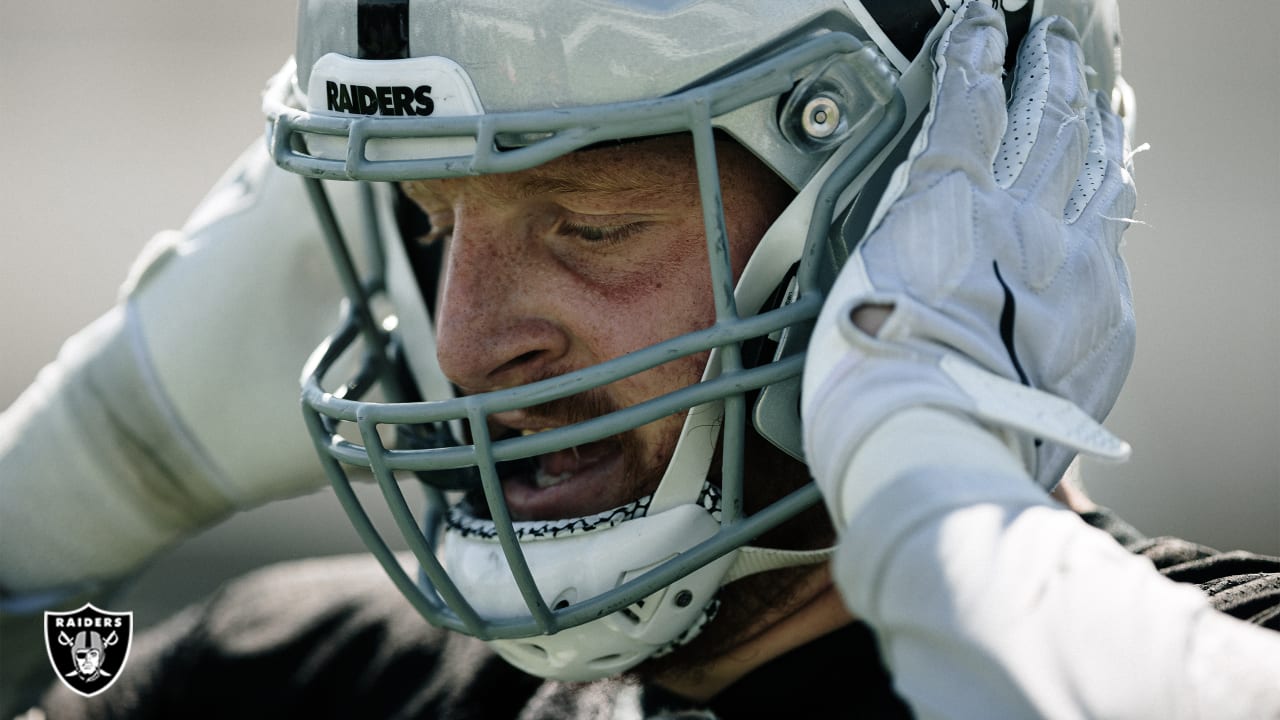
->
[327,81,435,116]
[44,604,134,698]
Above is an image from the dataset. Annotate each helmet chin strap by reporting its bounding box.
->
[724,545,835,584]
[646,398,724,515]
[645,363,835,585]
[647,392,834,589]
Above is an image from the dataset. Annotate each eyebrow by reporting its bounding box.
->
[503,168,672,199]
[404,163,692,210]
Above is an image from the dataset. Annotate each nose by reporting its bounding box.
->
[432,203,570,393]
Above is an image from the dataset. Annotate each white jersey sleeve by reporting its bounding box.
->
[0,141,359,597]
[828,407,1280,719]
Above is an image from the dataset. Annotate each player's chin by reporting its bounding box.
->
[635,432,837,678]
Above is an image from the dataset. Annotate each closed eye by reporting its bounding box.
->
[556,220,649,245]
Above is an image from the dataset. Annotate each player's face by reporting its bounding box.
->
[402,135,792,522]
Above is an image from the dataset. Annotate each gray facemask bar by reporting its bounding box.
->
[280,32,906,641]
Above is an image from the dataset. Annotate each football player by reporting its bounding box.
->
[3,1,1278,717]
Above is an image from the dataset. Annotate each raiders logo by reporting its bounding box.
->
[44,604,133,698]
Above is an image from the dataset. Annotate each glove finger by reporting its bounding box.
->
[998,16,1090,212]
[906,0,1009,191]
[1063,94,1107,223]
[1078,90,1137,244]
[1097,86,1135,184]
[1104,92,1138,239]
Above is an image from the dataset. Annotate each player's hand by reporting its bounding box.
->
[802,0,1137,494]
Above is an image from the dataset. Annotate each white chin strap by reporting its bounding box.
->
[441,476,832,682]
[444,496,732,681]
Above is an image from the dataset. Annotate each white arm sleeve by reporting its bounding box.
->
[829,408,1280,719]
[0,141,356,596]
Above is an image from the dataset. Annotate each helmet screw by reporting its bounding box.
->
[801,95,841,139]
[673,590,694,608]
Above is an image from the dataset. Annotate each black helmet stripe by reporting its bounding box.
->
[358,0,410,59]
[862,1,1037,71]
[860,0,945,62]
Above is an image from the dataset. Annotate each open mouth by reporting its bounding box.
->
[520,433,622,490]
[482,429,632,522]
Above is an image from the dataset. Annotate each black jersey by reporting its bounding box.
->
[36,508,1279,719]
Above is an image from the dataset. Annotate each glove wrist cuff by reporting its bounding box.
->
[804,324,1129,496]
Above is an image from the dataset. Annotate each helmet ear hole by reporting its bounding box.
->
[551,589,579,612]
[510,642,549,661]
[586,654,626,670]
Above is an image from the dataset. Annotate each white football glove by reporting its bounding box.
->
[802,1,1137,502]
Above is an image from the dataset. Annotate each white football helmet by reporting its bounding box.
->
[263,0,1131,681]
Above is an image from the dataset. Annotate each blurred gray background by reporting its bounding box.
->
[2,2,1277,629]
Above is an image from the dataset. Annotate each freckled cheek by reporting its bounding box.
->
[576,244,718,351]
[596,246,719,385]
[605,346,709,445]
[584,283,712,411]
[589,310,711,400]
[634,349,711,399]
[571,228,721,434]
[612,350,710,470]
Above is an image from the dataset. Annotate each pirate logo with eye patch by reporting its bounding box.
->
[44,604,133,697]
